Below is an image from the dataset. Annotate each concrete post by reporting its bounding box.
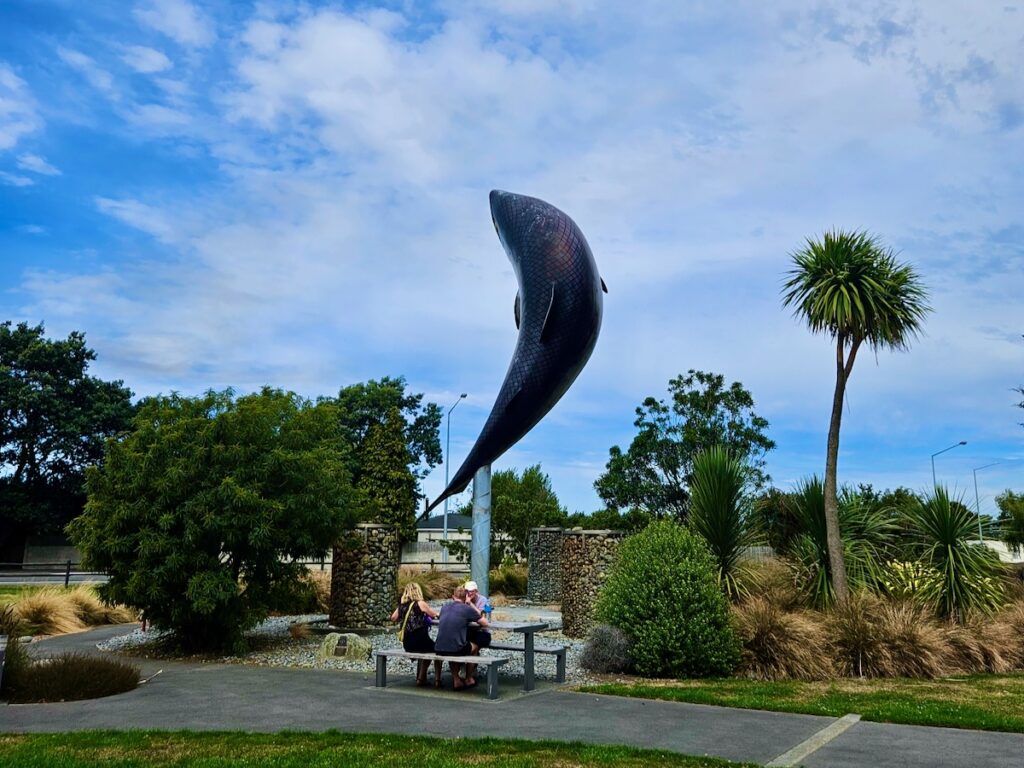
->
[471,464,492,595]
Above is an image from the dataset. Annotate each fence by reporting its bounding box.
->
[0,561,107,587]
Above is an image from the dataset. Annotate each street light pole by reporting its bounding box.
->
[931,440,967,488]
[442,393,467,564]
[973,462,1001,543]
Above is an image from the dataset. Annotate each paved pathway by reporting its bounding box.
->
[3,626,1024,767]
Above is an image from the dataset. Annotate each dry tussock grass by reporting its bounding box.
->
[14,589,86,635]
[303,570,332,612]
[732,597,832,680]
[874,601,948,679]
[10,587,136,636]
[743,559,805,611]
[397,567,462,600]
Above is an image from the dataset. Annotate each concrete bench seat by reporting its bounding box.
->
[487,641,567,682]
[374,648,510,700]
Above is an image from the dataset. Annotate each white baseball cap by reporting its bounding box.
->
[465,581,479,592]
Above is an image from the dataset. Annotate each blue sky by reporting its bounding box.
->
[1,0,1021,517]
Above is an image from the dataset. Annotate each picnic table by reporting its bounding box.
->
[478,619,554,692]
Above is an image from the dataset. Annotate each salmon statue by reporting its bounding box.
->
[426,190,607,513]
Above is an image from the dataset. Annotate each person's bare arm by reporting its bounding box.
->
[419,599,438,618]
[390,607,400,623]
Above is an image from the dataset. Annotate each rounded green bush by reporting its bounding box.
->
[595,520,740,677]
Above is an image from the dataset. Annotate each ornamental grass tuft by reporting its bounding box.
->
[731,597,832,680]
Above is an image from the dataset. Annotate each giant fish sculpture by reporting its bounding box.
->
[426,190,607,513]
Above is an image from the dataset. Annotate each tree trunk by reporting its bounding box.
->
[824,336,860,605]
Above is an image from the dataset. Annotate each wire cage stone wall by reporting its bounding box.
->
[527,527,564,603]
[560,529,624,638]
[329,524,399,629]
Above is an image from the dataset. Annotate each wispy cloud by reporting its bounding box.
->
[17,153,60,176]
[0,170,33,187]
[95,196,180,243]
[121,45,173,74]
[57,47,116,94]
[0,64,41,151]
[133,0,215,48]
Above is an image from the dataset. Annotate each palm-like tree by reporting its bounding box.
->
[688,445,761,600]
[782,230,929,604]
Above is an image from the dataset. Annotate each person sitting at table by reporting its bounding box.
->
[390,582,442,688]
[464,580,492,650]
[435,585,488,690]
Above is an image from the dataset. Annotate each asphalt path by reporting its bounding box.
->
[3,626,1024,767]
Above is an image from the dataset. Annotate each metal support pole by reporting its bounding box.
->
[471,464,492,595]
[443,394,467,565]
[64,560,72,588]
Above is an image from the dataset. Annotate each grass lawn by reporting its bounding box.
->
[580,674,1024,733]
[0,731,758,768]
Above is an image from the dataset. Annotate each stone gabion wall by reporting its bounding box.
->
[527,527,564,603]
[329,524,399,629]
[560,530,624,638]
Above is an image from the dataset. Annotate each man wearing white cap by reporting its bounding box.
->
[464,580,492,649]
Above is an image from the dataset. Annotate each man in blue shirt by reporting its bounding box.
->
[435,586,488,690]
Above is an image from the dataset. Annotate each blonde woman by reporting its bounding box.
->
[391,582,442,687]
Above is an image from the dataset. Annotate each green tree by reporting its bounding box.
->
[68,388,355,653]
[565,507,651,533]
[463,465,567,561]
[595,370,775,522]
[688,446,761,600]
[782,230,929,603]
[0,322,134,555]
[356,407,418,541]
[330,377,441,526]
[997,490,1024,557]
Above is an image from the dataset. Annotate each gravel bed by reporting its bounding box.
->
[96,613,595,683]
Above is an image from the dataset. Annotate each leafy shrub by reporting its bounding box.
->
[731,598,832,680]
[1,651,140,703]
[69,389,357,654]
[788,479,894,608]
[880,561,934,601]
[595,520,740,678]
[580,624,634,674]
[688,446,761,600]
[489,564,528,596]
[903,487,1005,622]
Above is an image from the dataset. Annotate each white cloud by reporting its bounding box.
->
[16,224,46,235]
[121,45,173,73]
[95,197,180,243]
[0,64,41,151]
[134,0,215,48]
[17,153,60,175]
[0,170,33,186]
[57,47,115,94]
